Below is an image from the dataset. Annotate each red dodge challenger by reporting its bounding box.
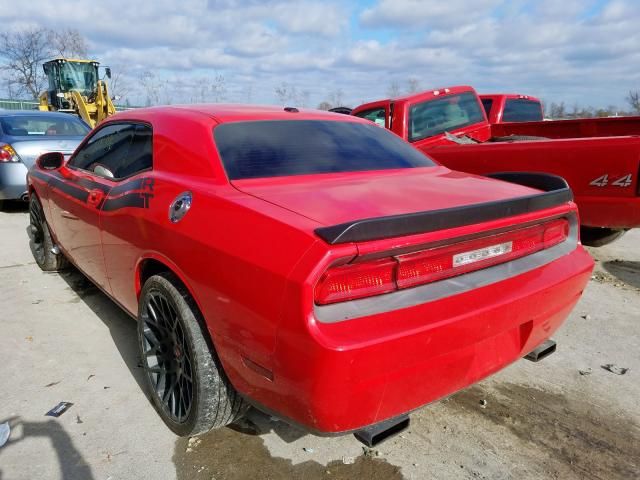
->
[27,105,593,444]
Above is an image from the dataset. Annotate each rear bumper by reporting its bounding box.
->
[227,245,593,434]
[577,195,640,229]
[0,163,28,200]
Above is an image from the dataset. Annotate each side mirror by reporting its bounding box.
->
[37,152,65,170]
[105,67,112,79]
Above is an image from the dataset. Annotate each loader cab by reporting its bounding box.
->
[43,59,101,109]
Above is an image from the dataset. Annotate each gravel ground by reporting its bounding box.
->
[0,202,638,480]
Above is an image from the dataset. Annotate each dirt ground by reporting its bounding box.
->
[0,201,638,480]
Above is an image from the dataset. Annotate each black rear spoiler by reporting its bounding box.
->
[314,173,572,245]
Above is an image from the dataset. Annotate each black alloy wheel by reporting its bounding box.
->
[141,289,194,423]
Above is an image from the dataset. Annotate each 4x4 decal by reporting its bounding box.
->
[589,173,633,187]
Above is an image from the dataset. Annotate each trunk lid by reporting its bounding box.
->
[231,166,542,227]
[8,136,82,169]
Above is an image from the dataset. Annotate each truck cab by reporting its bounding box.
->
[480,94,544,124]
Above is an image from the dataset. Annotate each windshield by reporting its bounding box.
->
[58,62,97,95]
[503,99,543,122]
[408,92,486,142]
[214,120,437,180]
[0,115,90,137]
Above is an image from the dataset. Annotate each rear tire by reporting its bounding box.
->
[491,135,548,142]
[138,272,247,436]
[581,227,627,247]
[29,196,69,271]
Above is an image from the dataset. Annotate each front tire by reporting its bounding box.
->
[29,196,69,271]
[138,272,247,436]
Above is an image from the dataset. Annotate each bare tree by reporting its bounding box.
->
[275,82,299,104]
[107,68,130,103]
[0,27,90,99]
[406,78,420,94]
[139,70,169,106]
[317,101,332,110]
[210,74,227,103]
[548,102,566,119]
[243,84,254,103]
[626,91,640,114]
[327,88,344,107]
[0,28,51,98]
[47,29,88,58]
[387,81,400,98]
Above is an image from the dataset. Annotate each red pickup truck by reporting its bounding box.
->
[480,94,544,124]
[352,86,640,246]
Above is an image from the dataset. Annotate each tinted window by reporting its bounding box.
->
[481,98,493,117]
[502,99,543,122]
[408,92,486,142]
[215,120,436,180]
[354,107,387,128]
[0,115,89,136]
[70,123,152,180]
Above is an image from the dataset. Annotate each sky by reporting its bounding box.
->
[1,0,639,109]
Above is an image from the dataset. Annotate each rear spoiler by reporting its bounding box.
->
[314,173,572,245]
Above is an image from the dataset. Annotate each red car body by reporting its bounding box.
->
[480,94,544,124]
[28,105,593,434]
[352,86,640,231]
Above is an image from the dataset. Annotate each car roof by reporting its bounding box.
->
[0,110,85,119]
[107,104,367,125]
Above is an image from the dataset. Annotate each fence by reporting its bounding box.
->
[0,98,137,111]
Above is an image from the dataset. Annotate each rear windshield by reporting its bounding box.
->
[481,98,493,117]
[408,92,486,142]
[214,120,436,180]
[0,115,90,136]
[502,99,543,122]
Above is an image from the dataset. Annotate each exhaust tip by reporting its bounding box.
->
[20,192,29,202]
[354,415,410,447]
[524,339,556,362]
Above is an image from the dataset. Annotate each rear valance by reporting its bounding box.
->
[314,173,572,244]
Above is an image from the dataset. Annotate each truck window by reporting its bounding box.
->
[481,98,493,117]
[408,92,486,142]
[502,99,543,122]
[354,107,387,128]
[214,120,436,180]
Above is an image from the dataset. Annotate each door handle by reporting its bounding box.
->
[87,189,105,208]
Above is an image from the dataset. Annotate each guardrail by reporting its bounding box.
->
[0,98,138,111]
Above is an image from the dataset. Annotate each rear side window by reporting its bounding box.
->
[0,115,89,136]
[70,123,152,180]
[354,107,387,128]
[502,99,543,122]
[214,120,436,180]
[481,98,493,117]
[408,92,486,142]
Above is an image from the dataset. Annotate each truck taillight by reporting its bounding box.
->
[315,218,569,305]
[0,144,19,163]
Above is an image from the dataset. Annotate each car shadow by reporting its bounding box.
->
[602,260,640,289]
[0,200,28,214]
[0,416,95,480]
[56,267,305,444]
[56,267,149,399]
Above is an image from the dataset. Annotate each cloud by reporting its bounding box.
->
[0,0,638,109]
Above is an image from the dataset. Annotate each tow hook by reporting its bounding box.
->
[353,414,410,447]
[524,339,557,362]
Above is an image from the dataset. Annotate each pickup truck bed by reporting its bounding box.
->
[352,86,640,245]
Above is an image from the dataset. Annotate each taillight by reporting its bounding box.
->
[315,218,569,305]
[0,144,19,163]
[315,259,396,305]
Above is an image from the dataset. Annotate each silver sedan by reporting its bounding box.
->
[0,111,90,203]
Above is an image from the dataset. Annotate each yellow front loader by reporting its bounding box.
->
[39,58,116,128]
